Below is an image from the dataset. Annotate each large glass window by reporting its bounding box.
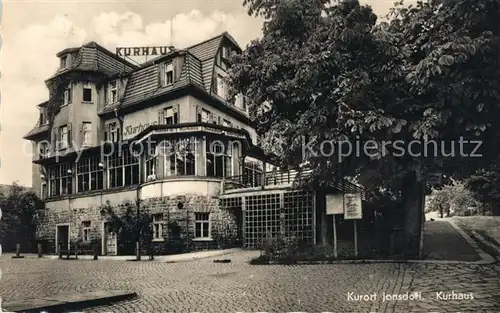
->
[243,160,263,187]
[163,138,196,176]
[47,162,72,196]
[145,143,157,180]
[108,147,140,188]
[76,155,104,192]
[206,140,232,178]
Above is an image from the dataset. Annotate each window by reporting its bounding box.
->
[105,123,120,143]
[60,55,69,69]
[39,142,49,159]
[145,144,157,180]
[195,213,210,238]
[198,109,210,123]
[163,62,174,86]
[58,125,69,149]
[63,84,72,105]
[235,94,246,111]
[163,138,196,176]
[206,140,232,178]
[153,214,163,240]
[222,119,231,127]
[41,182,47,200]
[216,74,227,99]
[76,155,104,192]
[163,107,178,124]
[221,46,230,60]
[107,148,140,188]
[82,221,91,242]
[83,83,92,102]
[39,111,45,125]
[47,162,72,196]
[108,81,118,104]
[243,161,263,187]
[82,122,92,146]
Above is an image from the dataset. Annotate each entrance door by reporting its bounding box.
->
[103,222,117,256]
[56,225,69,253]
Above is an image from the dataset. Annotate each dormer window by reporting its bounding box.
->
[234,94,246,110]
[215,74,228,99]
[221,46,230,60]
[63,84,73,106]
[39,111,45,125]
[108,81,118,104]
[60,55,70,70]
[163,62,174,86]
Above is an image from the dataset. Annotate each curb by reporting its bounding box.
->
[470,230,500,257]
[3,291,137,313]
[447,219,496,264]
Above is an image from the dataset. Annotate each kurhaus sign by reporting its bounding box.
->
[123,122,159,138]
[116,46,175,57]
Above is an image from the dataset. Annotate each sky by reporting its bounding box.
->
[0,0,414,187]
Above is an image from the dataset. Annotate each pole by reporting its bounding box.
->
[333,214,338,259]
[354,220,358,257]
[136,187,141,261]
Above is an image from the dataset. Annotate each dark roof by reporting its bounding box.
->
[99,32,243,115]
[27,32,248,139]
[47,41,138,82]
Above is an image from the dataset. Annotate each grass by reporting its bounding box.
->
[453,216,500,246]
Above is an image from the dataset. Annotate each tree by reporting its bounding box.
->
[465,162,500,215]
[100,200,153,255]
[427,181,479,216]
[230,0,500,256]
[0,182,43,252]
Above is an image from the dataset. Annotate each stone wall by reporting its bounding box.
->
[38,193,239,255]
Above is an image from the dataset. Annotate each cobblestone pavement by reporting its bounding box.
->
[1,251,499,313]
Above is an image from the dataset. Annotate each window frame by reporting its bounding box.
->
[82,221,91,242]
[164,62,174,86]
[152,214,163,240]
[82,83,93,102]
[163,107,178,124]
[47,162,73,197]
[63,84,72,106]
[82,122,92,147]
[76,155,104,193]
[108,80,118,104]
[59,125,69,150]
[194,213,211,239]
[107,148,140,188]
[164,138,196,177]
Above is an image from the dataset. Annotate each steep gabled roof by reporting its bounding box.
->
[100,32,242,114]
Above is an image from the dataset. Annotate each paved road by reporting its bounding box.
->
[423,220,481,261]
[1,251,500,313]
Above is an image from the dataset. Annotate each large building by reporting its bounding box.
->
[24,32,363,255]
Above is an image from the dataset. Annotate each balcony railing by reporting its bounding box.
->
[224,169,365,199]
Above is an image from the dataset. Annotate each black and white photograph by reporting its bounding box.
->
[1,0,500,312]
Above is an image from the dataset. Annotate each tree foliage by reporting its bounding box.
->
[465,161,500,215]
[230,0,500,194]
[0,182,43,252]
[426,180,478,215]
[100,199,153,254]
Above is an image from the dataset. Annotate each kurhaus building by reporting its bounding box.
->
[24,32,364,255]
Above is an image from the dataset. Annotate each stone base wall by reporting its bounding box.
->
[38,194,240,255]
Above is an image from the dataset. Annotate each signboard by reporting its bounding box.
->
[344,193,362,219]
[326,194,344,215]
[116,46,175,57]
[426,172,443,185]
[123,121,159,138]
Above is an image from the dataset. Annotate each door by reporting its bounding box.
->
[56,225,69,253]
[103,222,117,256]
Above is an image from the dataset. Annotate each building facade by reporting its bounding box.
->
[24,32,363,255]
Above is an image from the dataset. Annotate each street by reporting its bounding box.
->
[1,251,499,313]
